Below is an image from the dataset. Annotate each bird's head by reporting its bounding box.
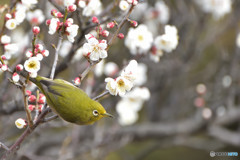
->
[87,100,113,124]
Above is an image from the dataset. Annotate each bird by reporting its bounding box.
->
[29,75,113,125]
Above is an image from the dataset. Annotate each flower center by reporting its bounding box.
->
[117,79,125,87]
[10,22,15,28]
[28,61,37,69]
[138,35,143,41]
[93,45,100,53]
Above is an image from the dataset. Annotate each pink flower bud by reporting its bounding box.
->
[1,64,8,71]
[51,9,58,16]
[38,104,44,112]
[117,33,124,39]
[67,4,77,12]
[35,44,43,51]
[38,93,46,104]
[12,72,20,83]
[32,26,40,35]
[28,95,36,103]
[26,51,33,58]
[1,55,6,60]
[101,30,109,37]
[26,90,32,96]
[74,77,81,85]
[46,19,51,25]
[16,64,23,71]
[130,20,138,27]
[92,16,99,24]
[28,105,35,111]
[127,0,138,5]
[56,12,64,18]
[5,13,12,20]
[107,22,115,29]
[41,50,49,57]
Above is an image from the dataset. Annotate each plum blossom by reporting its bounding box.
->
[83,34,108,61]
[48,18,60,35]
[125,24,153,55]
[66,24,79,42]
[116,87,150,126]
[1,35,11,44]
[5,19,17,30]
[27,9,45,25]
[21,0,38,8]
[24,57,40,74]
[15,5,27,25]
[154,25,178,53]
[105,76,133,96]
[119,0,130,11]
[15,118,27,129]
[195,0,232,20]
[82,0,102,17]
[154,1,170,24]
[121,60,138,83]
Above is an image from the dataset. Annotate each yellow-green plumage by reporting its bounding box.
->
[31,76,112,125]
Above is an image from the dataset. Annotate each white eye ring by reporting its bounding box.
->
[93,110,99,116]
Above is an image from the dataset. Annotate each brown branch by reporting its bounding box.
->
[92,91,109,101]
[1,108,52,159]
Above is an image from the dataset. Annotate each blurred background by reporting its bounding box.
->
[1,0,240,159]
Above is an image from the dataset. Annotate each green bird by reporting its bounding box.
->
[30,75,113,125]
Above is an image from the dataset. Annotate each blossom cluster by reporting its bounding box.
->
[105,60,138,96]
[46,10,79,42]
[83,34,108,61]
[5,0,41,30]
[151,25,179,62]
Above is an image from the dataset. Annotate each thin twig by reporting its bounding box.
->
[50,35,63,79]
[42,114,59,123]
[92,91,109,101]
[50,8,68,79]
[0,142,9,151]
[21,84,33,128]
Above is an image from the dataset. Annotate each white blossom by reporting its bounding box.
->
[82,0,102,17]
[66,24,79,42]
[5,19,17,30]
[125,24,153,55]
[154,25,178,53]
[104,62,119,77]
[119,0,130,11]
[1,35,11,44]
[48,18,59,35]
[21,0,38,8]
[27,9,45,25]
[121,60,138,82]
[105,76,133,96]
[155,1,170,24]
[196,0,232,20]
[83,35,108,61]
[15,118,27,129]
[24,57,40,73]
[15,5,27,25]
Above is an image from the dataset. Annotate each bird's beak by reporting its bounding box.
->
[102,112,114,118]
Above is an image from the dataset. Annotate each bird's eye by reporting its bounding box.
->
[93,110,99,116]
